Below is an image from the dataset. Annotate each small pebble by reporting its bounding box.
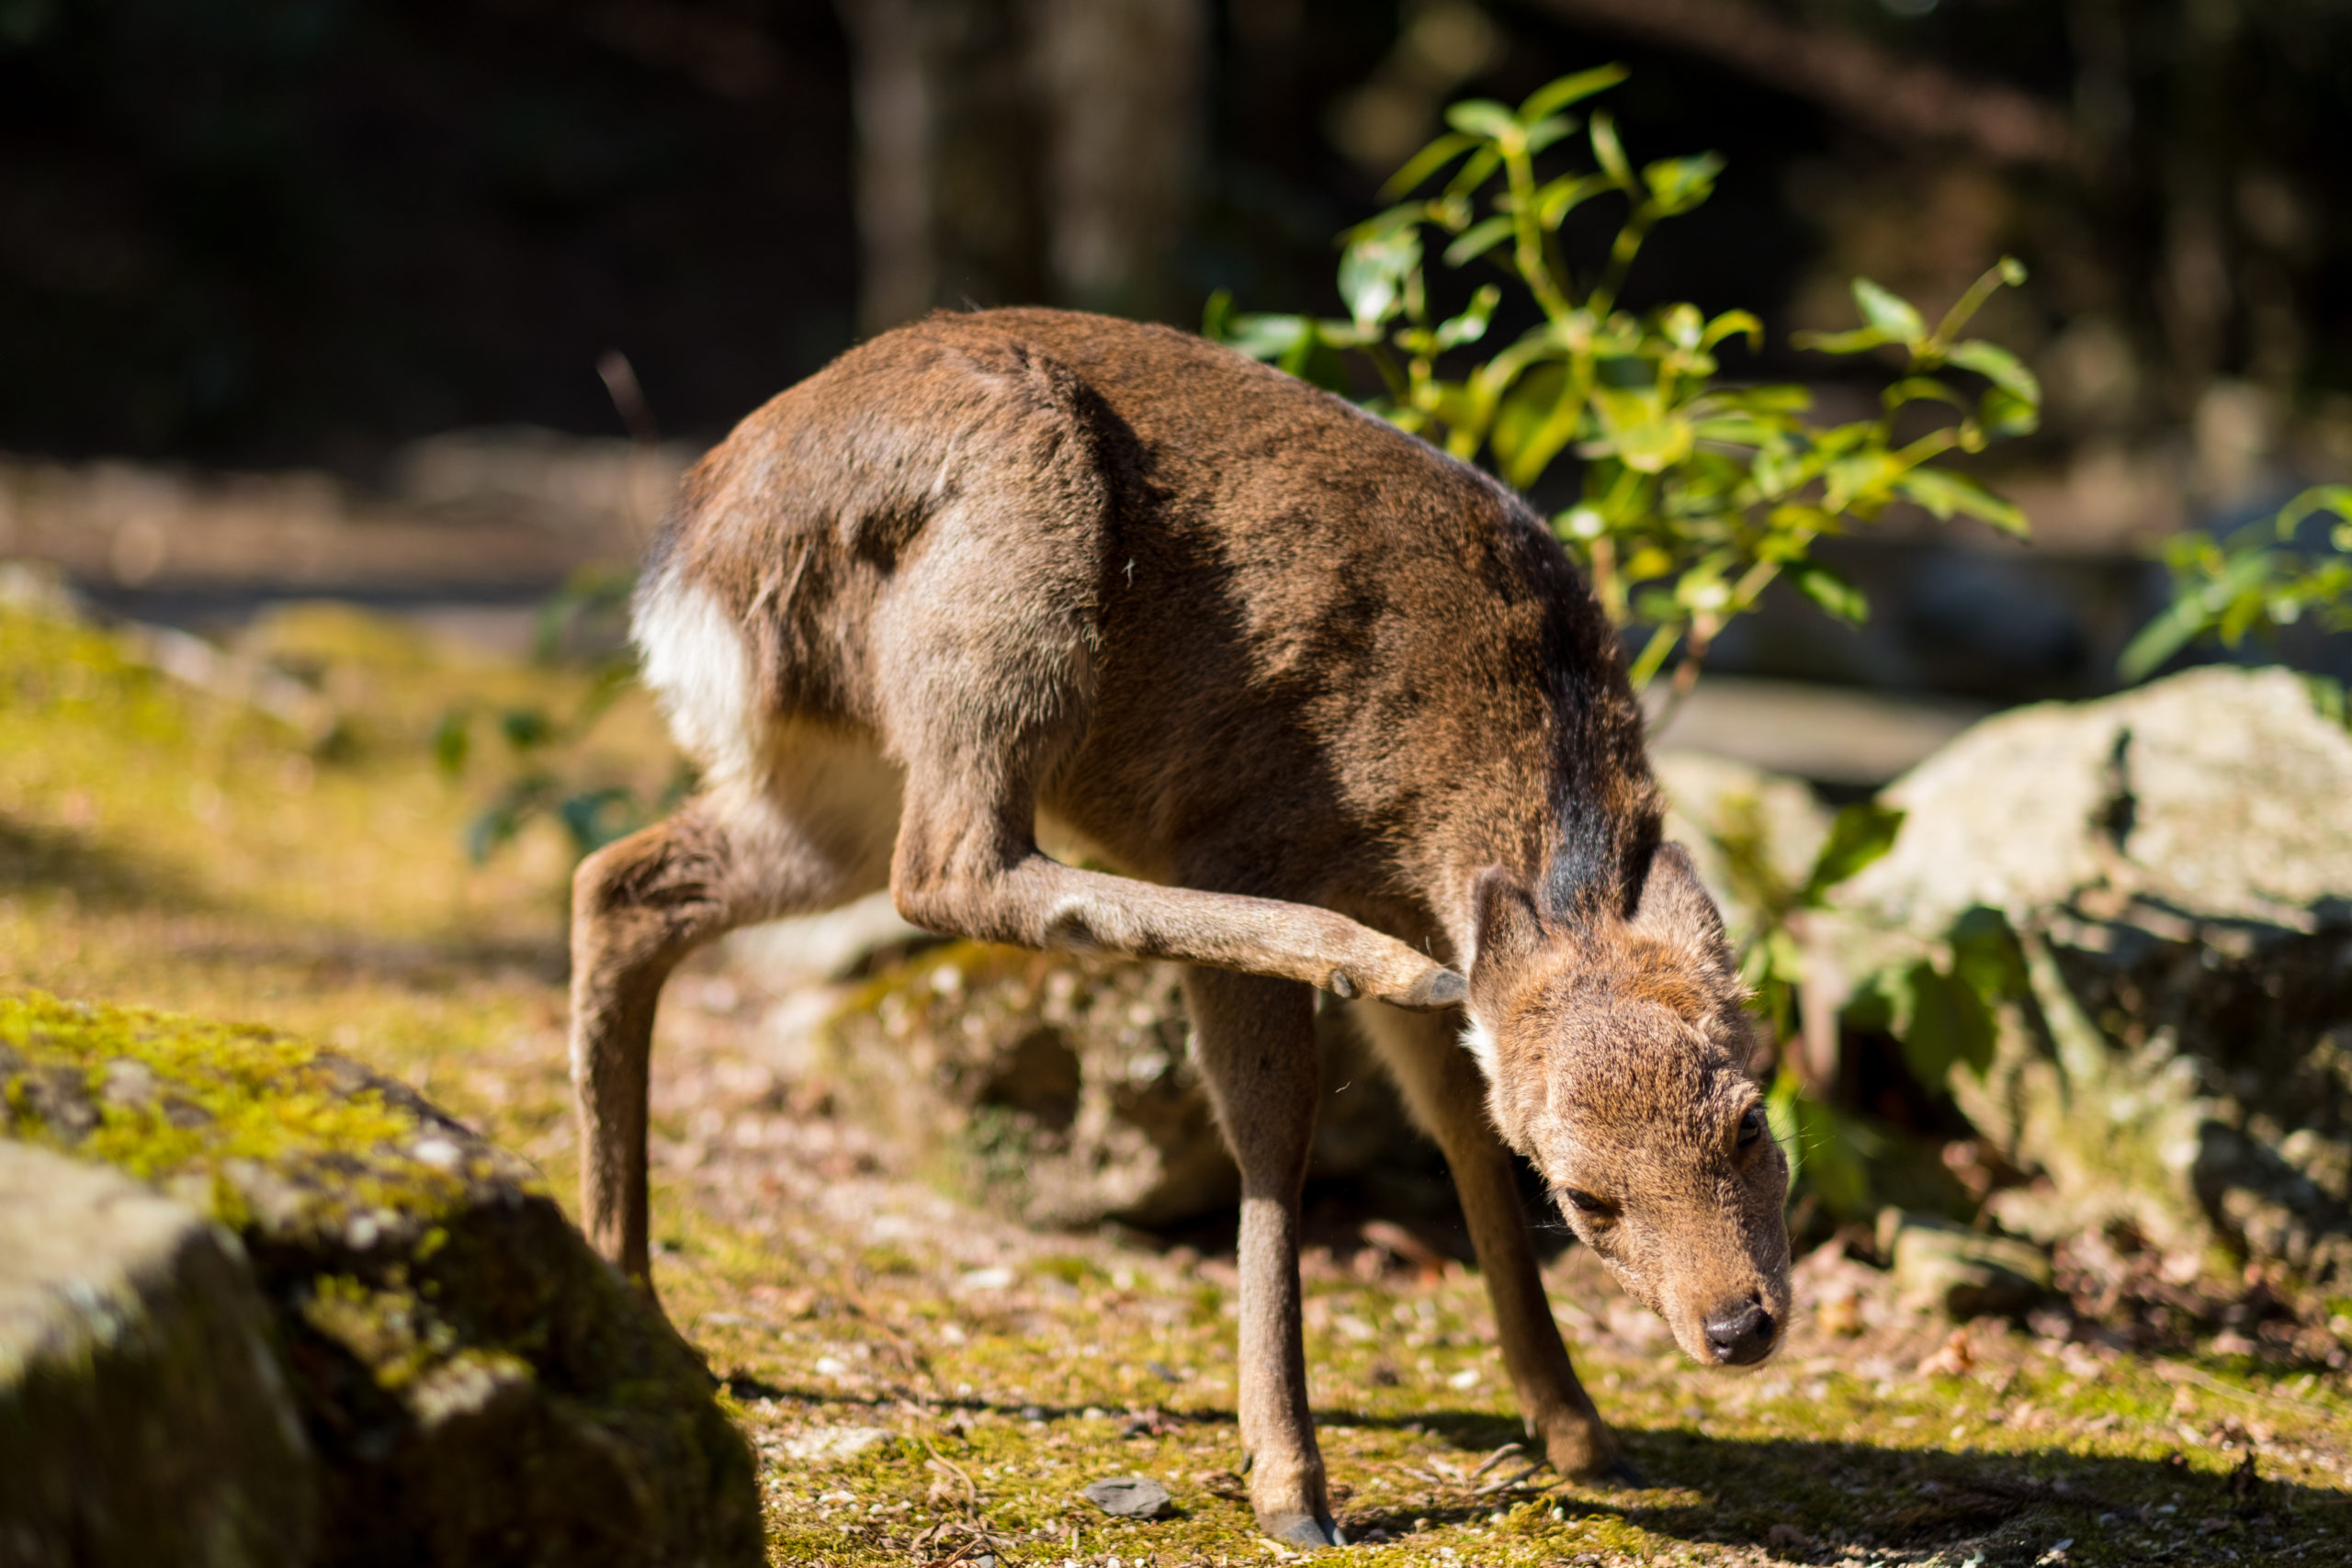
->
[1081,1476,1170,1518]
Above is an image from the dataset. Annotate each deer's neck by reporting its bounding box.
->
[1420,650,1661,967]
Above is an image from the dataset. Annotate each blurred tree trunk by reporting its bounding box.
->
[1033,0,1204,320]
[838,0,1204,334]
[838,0,1051,332]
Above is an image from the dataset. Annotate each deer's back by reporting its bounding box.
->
[640,309,1640,914]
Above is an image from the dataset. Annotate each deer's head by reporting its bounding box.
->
[1464,843,1792,1368]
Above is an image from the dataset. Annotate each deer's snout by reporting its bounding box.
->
[1702,1295,1776,1366]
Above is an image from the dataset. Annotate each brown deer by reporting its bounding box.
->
[570,308,1792,1548]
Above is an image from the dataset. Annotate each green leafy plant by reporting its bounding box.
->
[1207,64,2041,710]
[1700,798,1903,1218]
[435,568,689,863]
[2120,485,2352,682]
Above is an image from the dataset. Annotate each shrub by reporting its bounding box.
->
[1207,64,2041,709]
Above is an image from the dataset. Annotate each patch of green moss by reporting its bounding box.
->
[0,989,472,1228]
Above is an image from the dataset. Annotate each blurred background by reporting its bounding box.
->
[3,0,2347,747]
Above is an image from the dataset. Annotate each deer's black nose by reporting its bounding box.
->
[1704,1298,1775,1366]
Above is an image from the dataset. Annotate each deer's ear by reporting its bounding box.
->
[1471,864,1546,977]
[1631,841,1727,946]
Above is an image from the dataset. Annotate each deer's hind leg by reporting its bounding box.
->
[570,730,899,1293]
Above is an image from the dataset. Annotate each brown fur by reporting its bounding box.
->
[569,309,1791,1547]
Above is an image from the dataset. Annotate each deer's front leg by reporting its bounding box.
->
[1182,967,1341,1549]
[1353,1002,1639,1484]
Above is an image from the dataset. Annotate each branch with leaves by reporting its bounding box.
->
[2120,485,2352,683]
[435,567,691,863]
[1207,65,2041,711]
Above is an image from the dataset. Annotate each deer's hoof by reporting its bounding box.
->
[1391,967,1467,1011]
[1600,1456,1649,1489]
[1260,1511,1345,1549]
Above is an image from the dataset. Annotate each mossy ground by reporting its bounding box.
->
[4,593,2348,1566]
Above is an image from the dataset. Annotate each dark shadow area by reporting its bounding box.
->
[1317,1419,2333,1562]
[705,1378,2337,1561]
[0,811,564,987]
[0,813,210,913]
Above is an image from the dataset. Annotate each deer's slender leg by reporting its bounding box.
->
[570,782,889,1294]
[1351,1002,1633,1482]
[1182,966,1339,1549]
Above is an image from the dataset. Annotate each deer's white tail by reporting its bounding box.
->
[632,563,760,786]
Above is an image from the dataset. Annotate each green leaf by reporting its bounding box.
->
[432,709,470,778]
[1792,562,1870,627]
[1895,959,1996,1085]
[1444,144,1504,198]
[1641,152,1724,215]
[1491,362,1567,473]
[1219,311,1314,362]
[500,707,554,750]
[466,774,550,864]
[1802,802,1905,903]
[1381,132,1477,198]
[1700,310,1764,353]
[1944,339,2042,403]
[1522,114,1577,154]
[1442,215,1515,267]
[1532,172,1615,230]
[1519,63,1630,121]
[1850,277,1926,345]
[1822,451,1905,513]
[1894,468,2030,537]
[1589,109,1633,186]
[1339,201,1432,245]
[1765,1069,1804,1187]
[558,785,641,854]
[2276,483,2352,540]
[1200,288,1236,342]
[1790,325,1890,357]
[1443,98,1519,141]
[1785,1083,1878,1219]
[1277,326,1354,394]
[2119,547,2278,682]
[1434,284,1502,349]
[1977,385,2040,438]
[2117,602,2211,685]
[1947,907,2027,1006]
[1883,376,1967,412]
[1338,229,1419,329]
[1592,388,1691,473]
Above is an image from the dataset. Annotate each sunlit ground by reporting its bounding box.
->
[4,592,2347,1566]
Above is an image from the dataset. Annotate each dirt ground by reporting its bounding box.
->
[4,587,2348,1567]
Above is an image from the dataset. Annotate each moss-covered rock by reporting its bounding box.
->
[0,1140,318,1568]
[1830,667,2352,1286]
[820,943,1443,1228]
[0,990,761,1568]
[1653,748,1833,953]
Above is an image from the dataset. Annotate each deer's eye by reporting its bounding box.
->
[1737,1105,1767,1150]
[1557,1187,1611,1219]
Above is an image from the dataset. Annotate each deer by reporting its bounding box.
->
[569,308,1792,1549]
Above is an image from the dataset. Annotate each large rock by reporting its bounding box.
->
[1654,748,1833,952]
[0,991,761,1568]
[820,942,1443,1228]
[1831,667,2352,1281]
[0,1142,317,1568]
